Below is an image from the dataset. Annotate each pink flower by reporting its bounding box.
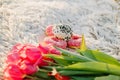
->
[38,44,49,54]
[38,44,61,55]
[4,64,25,80]
[5,43,42,76]
[6,52,22,65]
[20,60,38,74]
[6,43,36,65]
[37,44,61,67]
[7,43,42,65]
[4,43,62,80]
[21,47,42,64]
[38,56,54,67]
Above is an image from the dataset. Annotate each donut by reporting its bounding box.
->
[45,25,54,36]
[68,34,82,48]
[52,24,73,41]
[44,36,67,49]
[45,24,73,41]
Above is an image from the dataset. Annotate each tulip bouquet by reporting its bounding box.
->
[3,25,120,80]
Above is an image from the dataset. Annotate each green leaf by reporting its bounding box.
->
[95,75,120,80]
[77,50,120,66]
[59,70,108,76]
[61,62,120,76]
[78,50,97,60]
[80,35,87,51]
[71,76,95,80]
[46,54,84,65]
[55,47,95,62]
[32,69,50,79]
[46,54,70,66]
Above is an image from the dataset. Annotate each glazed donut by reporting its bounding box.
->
[68,34,82,48]
[45,25,54,36]
[45,25,82,49]
[45,24,73,41]
[44,36,67,49]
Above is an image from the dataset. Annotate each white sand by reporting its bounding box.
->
[0,0,120,77]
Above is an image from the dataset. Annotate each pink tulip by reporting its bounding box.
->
[4,64,25,80]
[20,61,38,74]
